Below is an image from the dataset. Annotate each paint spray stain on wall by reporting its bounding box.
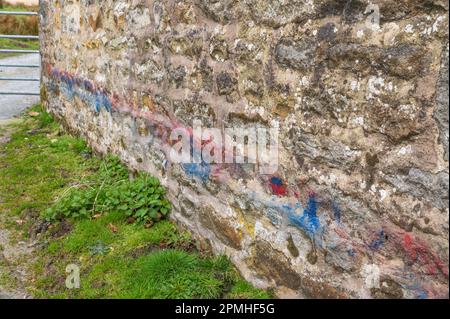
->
[49,66,112,113]
[45,64,449,298]
[369,229,387,250]
[332,202,341,223]
[270,176,287,196]
[403,233,449,277]
[182,162,211,182]
[286,193,321,239]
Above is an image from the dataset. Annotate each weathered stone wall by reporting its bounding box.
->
[40,0,449,298]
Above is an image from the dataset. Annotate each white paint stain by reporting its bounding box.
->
[404,24,414,33]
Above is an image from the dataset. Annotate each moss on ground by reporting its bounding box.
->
[0,105,272,299]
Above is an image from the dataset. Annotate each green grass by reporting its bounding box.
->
[0,5,39,12]
[0,38,38,49]
[0,37,39,58]
[0,107,96,218]
[42,157,171,224]
[122,250,226,299]
[0,105,272,299]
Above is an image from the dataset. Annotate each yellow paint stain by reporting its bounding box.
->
[83,40,101,49]
[133,91,139,110]
[142,94,156,112]
[233,205,255,238]
[53,12,61,29]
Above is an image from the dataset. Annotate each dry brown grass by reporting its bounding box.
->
[0,15,38,35]
[0,3,39,56]
[0,8,38,36]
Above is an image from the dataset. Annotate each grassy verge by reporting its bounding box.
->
[0,105,271,299]
[0,38,38,50]
[0,38,39,58]
[0,4,39,12]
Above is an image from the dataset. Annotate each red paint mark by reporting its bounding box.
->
[403,233,449,277]
[271,184,286,196]
[270,177,287,196]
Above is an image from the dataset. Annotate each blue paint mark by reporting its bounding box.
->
[93,92,112,112]
[182,162,211,182]
[102,93,112,112]
[332,202,341,223]
[265,207,283,225]
[286,194,321,239]
[52,69,113,113]
[84,80,94,92]
[269,176,287,196]
[369,230,386,250]
[95,93,102,112]
[253,192,323,243]
[270,176,283,185]
[416,290,428,299]
[347,248,356,257]
[402,283,429,299]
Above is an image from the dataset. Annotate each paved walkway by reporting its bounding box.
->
[0,54,40,120]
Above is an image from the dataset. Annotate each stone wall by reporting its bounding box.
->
[40,0,449,298]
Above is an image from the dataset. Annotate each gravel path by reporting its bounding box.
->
[0,119,34,299]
